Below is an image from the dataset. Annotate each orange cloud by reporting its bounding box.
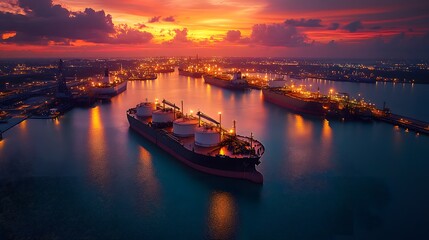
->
[0,0,427,58]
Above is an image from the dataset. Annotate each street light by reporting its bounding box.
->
[218,112,222,129]
[218,111,222,140]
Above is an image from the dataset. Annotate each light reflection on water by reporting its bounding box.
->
[207,191,237,239]
[135,145,161,215]
[87,106,110,192]
[283,114,333,181]
[0,71,428,239]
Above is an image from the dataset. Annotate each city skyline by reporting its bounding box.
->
[1,0,428,58]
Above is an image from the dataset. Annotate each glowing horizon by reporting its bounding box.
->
[1,0,428,58]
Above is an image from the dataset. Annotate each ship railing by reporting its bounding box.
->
[160,129,181,143]
[235,135,265,158]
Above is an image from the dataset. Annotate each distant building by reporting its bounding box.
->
[56,59,72,98]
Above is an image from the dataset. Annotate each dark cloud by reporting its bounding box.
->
[0,0,153,45]
[300,32,429,58]
[172,28,189,42]
[19,0,58,17]
[148,16,161,23]
[112,25,153,44]
[361,32,429,58]
[284,19,322,27]
[370,26,382,30]
[135,23,147,29]
[250,23,308,47]
[0,5,114,44]
[264,0,426,13]
[328,23,340,30]
[225,30,241,42]
[162,16,175,22]
[343,21,363,32]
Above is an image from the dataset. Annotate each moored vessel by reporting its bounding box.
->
[262,87,333,116]
[128,71,157,81]
[178,67,204,78]
[203,72,249,90]
[263,85,376,120]
[91,69,127,97]
[154,66,175,73]
[127,99,265,183]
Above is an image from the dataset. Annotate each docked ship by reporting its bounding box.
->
[154,66,175,73]
[127,99,265,183]
[178,67,204,78]
[263,84,375,120]
[91,69,127,97]
[128,71,157,81]
[263,87,334,116]
[203,72,249,90]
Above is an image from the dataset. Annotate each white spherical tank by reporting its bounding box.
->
[152,110,174,123]
[136,102,156,117]
[194,126,221,147]
[173,118,198,137]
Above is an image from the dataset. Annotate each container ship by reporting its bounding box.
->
[91,69,127,97]
[203,72,249,90]
[178,67,204,78]
[127,99,265,183]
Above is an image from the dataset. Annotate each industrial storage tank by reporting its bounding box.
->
[194,126,221,147]
[152,109,174,123]
[136,102,156,117]
[173,118,199,137]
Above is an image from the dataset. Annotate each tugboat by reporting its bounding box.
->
[127,99,265,183]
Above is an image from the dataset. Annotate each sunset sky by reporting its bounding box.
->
[1,0,428,58]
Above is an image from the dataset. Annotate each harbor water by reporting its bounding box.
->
[1,73,429,239]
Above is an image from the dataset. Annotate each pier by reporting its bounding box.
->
[372,110,429,135]
[0,116,28,135]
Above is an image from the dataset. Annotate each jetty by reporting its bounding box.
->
[372,109,429,135]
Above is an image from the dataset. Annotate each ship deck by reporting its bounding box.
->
[131,113,263,159]
[266,88,329,102]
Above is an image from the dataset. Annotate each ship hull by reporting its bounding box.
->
[262,88,328,116]
[129,77,157,81]
[127,114,263,183]
[154,69,175,73]
[178,69,203,78]
[203,75,248,90]
[128,74,157,81]
[91,80,127,96]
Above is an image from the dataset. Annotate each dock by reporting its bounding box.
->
[0,116,28,136]
[372,110,429,135]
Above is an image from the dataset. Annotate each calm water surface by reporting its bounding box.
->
[1,73,429,239]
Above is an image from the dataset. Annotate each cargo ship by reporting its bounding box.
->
[128,72,157,81]
[178,67,204,78]
[91,69,127,97]
[154,66,175,73]
[263,87,335,116]
[263,85,375,120]
[127,99,265,183]
[203,72,249,90]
